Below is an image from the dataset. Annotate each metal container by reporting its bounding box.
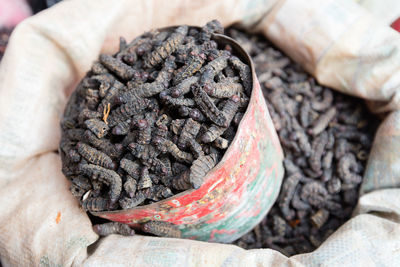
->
[93,27,284,243]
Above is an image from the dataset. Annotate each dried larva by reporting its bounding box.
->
[77,142,116,170]
[93,222,135,237]
[79,164,122,203]
[119,191,146,209]
[84,119,109,139]
[144,25,188,68]
[81,197,110,212]
[124,176,137,198]
[189,153,218,189]
[99,54,136,80]
[142,221,182,238]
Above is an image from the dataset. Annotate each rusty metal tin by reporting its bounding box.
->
[93,27,284,243]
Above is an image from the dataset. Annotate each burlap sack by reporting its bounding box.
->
[1,0,399,266]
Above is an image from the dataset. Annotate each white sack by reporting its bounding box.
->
[1,0,400,266]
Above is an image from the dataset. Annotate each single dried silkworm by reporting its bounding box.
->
[93,222,135,237]
[141,221,182,238]
[79,163,122,203]
[77,142,116,170]
[189,153,218,189]
[144,25,188,68]
[99,54,136,80]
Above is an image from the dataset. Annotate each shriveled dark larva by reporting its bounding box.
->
[81,197,110,212]
[200,52,230,86]
[84,119,109,139]
[189,153,217,189]
[290,130,311,157]
[308,107,336,136]
[93,222,135,237]
[138,167,153,190]
[187,139,204,159]
[229,56,252,95]
[300,182,328,208]
[279,172,301,220]
[107,97,150,127]
[119,191,146,209]
[144,25,188,68]
[173,47,205,85]
[128,143,159,161]
[171,76,199,97]
[311,89,333,111]
[77,142,116,170]
[120,158,141,179]
[99,79,127,109]
[299,100,311,128]
[79,164,122,203]
[159,92,196,107]
[199,19,224,43]
[142,221,182,238]
[155,138,193,164]
[99,54,136,80]
[171,169,191,190]
[203,79,243,99]
[177,118,201,149]
[308,132,328,172]
[337,153,363,184]
[84,130,123,159]
[134,56,176,97]
[291,187,311,211]
[200,95,240,143]
[124,175,137,198]
[136,119,151,145]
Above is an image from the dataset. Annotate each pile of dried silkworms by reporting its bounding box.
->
[60,20,251,216]
[228,28,378,255]
[0,27,12,61]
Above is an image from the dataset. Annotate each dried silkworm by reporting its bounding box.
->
[308,132,328,173]
[279,173,301,220]
[177,118,201,149]
[300,182,328,208]
[120,158,141,179]
[171,169,191,190]
[99,54,136,80]
[79,164,122,203]
[93,222,135,236]
[337,153,362,184]
[81,197,110,212]
[142,221,182,238]
[119,191,146,209]
[229,56,252,95]
[124,176,137,198]
[189,153,218,189]
[77,142,116,170]
[84,119,109,139]
[144,25,188,68]
[171,76,199,97]
[173,47,205,85]
[308,107,336,135]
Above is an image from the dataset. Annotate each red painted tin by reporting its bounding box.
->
[93,28,284,243]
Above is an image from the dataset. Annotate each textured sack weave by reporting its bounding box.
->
[0,0,400,266]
